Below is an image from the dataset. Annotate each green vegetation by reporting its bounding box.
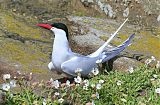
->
[1,65,160,105]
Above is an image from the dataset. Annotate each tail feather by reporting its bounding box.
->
[101,34,135,62]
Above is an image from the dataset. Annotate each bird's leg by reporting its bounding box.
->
[64,77,68,83]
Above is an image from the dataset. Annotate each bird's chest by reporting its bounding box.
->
[52,50,69,68]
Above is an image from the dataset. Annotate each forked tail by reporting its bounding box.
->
[100,33,135,62]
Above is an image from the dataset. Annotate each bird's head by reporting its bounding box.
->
[36,23,69,40]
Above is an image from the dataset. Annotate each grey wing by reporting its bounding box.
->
[100,34,135,62]
[61,56,98,77]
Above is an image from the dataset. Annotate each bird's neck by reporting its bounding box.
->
[52,29,69,52]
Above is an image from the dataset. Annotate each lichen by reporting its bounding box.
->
[0,37,50,72]
[99,35,109,41]
[0,10,50,42]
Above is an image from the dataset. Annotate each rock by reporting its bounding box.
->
[112,57,142,72]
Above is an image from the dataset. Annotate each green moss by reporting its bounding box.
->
[83,19,91,24]
[130,31,160,59]
[73,11,86,16]
[92,25,102,30]
[0,10,50,42]
[31,68,47,73]
[99,35,109,41]
[0,38,50,72]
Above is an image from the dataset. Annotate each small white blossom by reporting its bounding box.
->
[128,66,134,73]
[99,80,104,84]
[145,56,156,65]
[42,98,46,105]
[58,98,64,103]
[53,80,60,89]
[83,79,89,86]
[2,83,10,91]
[156,61,160,69]
[10,80,16,88]
[116,80,122,86]
[66,80,70,87]
[91,68,99,76]
[3,74,11,81]
[75,68,82,73]
[151,56,156,61]
[145,59,152,65]
[96,83,102,90]
[54,92,60,96]
[155,88,160,94]
[74,76,82,84]
[96,59,102,64]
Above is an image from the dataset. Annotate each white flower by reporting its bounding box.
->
[58,98,64,103]
[2,83,10,91]
[83,79,89,86]
[153,74,158,79]
[151,56,156,61]
[96,83,102,90]
[74,76,82,84]
[96,59,102,64]
[75,68,82,73]
[53,80,60,89]
[155,88,160,94]
[116,80,122,86]
[10,80,16,88]
[66,80,70,87]
[145,56,156,65]
[91,84,96,88]
[54,92,60,96]
[145,59,152,65]
[99,80,104,84]
[91,68,99,76]
[42,98,46,105]
[128,66,134,73]
[3,74,11,81]
[156,61,160,69]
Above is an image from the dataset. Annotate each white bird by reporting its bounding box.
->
[37,18,135,77]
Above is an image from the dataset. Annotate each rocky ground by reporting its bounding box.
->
[0,0,159,82]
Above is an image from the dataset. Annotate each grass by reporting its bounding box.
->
[0,65,160,105]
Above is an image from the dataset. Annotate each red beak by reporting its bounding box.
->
[36,24,52,30]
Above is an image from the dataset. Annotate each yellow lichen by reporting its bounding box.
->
[0,10,50,42]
